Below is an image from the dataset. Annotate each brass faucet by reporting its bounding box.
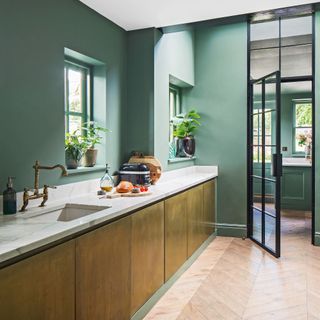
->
[20,160,68,212]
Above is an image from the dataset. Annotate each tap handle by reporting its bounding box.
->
[44,185,57,189]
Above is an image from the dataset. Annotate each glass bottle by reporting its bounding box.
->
[3,177,17,215]
[100,164,114,193]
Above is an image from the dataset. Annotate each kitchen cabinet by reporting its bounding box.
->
[131,202,164,315]
[203,179,216,237]
[0,241,75,320]
[76,216,131,320]
[165,191,188,281]
[186,184,205,257]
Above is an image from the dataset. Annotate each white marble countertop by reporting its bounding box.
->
[0,166,218,265]
[282,157,312,167]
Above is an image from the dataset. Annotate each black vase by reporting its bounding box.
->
[176,137,195,158]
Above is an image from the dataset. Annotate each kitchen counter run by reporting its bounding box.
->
[0,166,218,265]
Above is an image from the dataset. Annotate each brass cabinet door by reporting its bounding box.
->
[0,241,75,320]
[203,179,216,237]
[165,192,188,281]
[76,216,131,320]
[131,202,165,315]
[186,184,204,257]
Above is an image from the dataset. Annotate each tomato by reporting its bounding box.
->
[144,186,149,192]
[140,186,145,192]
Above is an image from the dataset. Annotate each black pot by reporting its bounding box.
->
[176,136,196,158]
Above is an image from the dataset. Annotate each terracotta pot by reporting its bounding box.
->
[65,151,80,169]
[84,148,98,167]
[176,136,195,157]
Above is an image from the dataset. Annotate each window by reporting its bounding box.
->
[64,60,92,135]
[293,99,312,153]
[253,109,273,163]
[169,85,181,141]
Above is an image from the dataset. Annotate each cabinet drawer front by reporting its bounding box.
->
[165,192,188,281]
[0,241,75,320]
[76,217,131,320]
[131,202,165,315]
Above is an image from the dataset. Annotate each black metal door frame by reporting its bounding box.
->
[248,71,281,258]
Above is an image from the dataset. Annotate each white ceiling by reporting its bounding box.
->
[80,0,318,31]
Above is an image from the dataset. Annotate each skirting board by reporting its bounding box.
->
[216,223,247,238]
[314,232,320,246]
[131,232,216,320]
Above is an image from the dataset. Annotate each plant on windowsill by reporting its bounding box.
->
[82,121,111,167]
[297,131,312,161]
[65,131,88,169]
[171,109,201,158]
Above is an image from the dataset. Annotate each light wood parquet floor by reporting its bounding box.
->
[144,211,320,320]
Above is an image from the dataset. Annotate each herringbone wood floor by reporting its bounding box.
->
[144,212,320,320]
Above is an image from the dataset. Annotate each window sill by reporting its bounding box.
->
[67,165,105,175]
[168,156,196,163]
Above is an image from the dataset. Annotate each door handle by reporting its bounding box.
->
[272,154,283,177]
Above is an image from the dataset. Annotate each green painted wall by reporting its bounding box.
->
[281,92,312,157]
[184,22,248,236]
[0,0,127,192]
[126,28,158,159]
[154,30,196,170]
[315,12,320,245]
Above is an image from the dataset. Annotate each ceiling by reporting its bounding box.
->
[79,0,319,31]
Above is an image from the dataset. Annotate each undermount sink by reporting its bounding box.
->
[23,203,111,222]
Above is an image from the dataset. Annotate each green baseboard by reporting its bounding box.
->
[216,223,247,238]
[314,232,320,246]
[131,232,216,320]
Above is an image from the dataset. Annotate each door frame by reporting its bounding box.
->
[246,13,316,248]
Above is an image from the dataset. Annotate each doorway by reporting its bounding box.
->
[247,12,314,257]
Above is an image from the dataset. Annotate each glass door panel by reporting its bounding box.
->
[249,71,281,258]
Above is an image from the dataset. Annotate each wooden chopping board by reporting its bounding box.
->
[106,191,152,199]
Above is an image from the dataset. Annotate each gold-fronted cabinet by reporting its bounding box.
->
[186,184,205,257]
[131,202,165,316]
[164,191,188,281]
[76,216,131,320]
[0,241,75,320]
[203,179,216,236]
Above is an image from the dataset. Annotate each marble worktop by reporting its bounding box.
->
[0,165,218,265]
[282,157,312,167]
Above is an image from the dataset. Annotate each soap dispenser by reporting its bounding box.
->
[99,164,114,194]
[3,177,17,215]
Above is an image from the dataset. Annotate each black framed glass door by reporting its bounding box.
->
[249,71,281,258]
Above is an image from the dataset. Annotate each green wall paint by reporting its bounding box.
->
[126,28,158,158]
[184,22,248,235]
[0,0,127,192]
[154,30,196,170]
[281,92,312,157]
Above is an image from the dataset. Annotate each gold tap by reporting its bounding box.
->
[20,161,68,212]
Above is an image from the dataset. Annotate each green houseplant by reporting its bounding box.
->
[82,121,110,167]
[172,109,201,158]
[65,131,88,169]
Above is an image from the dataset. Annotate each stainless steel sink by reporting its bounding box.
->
[23,203,111,222]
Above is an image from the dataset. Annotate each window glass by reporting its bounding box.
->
[169,85,181,141]
[293,100,312,153]
[64,61,91,135]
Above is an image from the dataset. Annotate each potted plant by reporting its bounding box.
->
[65,131,88,169]
[297,131,312,160]
[172,109,201,158]
[82,121,110,167]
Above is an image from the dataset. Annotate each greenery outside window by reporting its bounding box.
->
[169,84,181,141]
[64,60,92,135]
[253,108,272,163]
[293,99,312,154]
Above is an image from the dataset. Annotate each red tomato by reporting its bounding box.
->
[144,186,149,192]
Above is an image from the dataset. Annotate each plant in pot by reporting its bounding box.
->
[65,131,88,169]
[82,121,110,167]
[172,109,201,158]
